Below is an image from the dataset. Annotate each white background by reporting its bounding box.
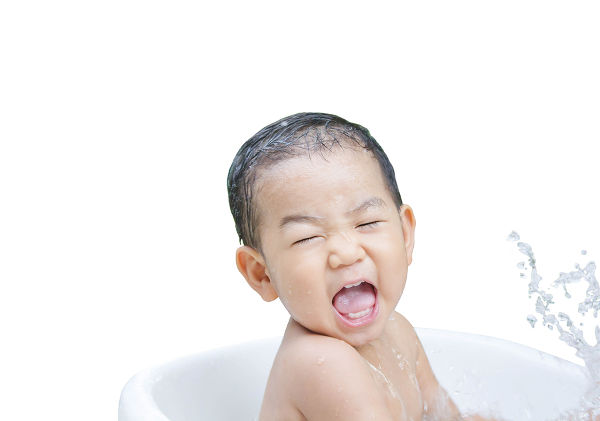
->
[1,1,599,420]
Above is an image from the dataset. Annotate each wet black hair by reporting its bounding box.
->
[227,112,403,252]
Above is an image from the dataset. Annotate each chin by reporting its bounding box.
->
[345,333,379,348]
[343,322,387,347]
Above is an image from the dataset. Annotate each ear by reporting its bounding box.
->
[399,205,416,265]
[235,246,278,302]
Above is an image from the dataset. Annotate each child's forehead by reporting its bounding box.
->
[254,147,388,213]
[258,146,375,180]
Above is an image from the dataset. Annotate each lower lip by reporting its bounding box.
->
[333,290,379,328]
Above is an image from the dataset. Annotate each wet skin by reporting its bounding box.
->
[235,146,493,420]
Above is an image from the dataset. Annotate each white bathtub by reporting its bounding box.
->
[118,328,588,421]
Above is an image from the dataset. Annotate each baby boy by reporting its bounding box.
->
[227,113,491,420]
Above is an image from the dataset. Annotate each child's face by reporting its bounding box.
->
[242,146,415,347]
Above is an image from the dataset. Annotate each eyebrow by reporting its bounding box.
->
[347,196,387,217]
[278,196,387,229]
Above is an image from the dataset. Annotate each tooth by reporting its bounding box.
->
[344,281,363,289]
[347,308,372,319]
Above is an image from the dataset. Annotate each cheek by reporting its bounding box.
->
[272,258,314,295]
[282,261,325,309]
[371,235,409,283]
[386,225,408,258]
[369,229,406,258]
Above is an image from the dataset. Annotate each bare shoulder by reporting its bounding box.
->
[387,311,416,334]
[391,314,464,419]
[386,314,439,391]
[386,312,420,352]
[273,333,395,421]
[388,312,436,385]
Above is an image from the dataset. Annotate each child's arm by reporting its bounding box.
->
[285,335,398,421]
[414,328,497,421]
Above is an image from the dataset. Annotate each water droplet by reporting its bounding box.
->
[507,231,520,242]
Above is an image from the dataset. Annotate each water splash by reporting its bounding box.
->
[364,359,410,420]
[507,231,600,418]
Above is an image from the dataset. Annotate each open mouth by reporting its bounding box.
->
[332,280,378,326]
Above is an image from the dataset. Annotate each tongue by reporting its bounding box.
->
[333,282,375,314]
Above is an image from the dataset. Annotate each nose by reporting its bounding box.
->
[327,231,366,269]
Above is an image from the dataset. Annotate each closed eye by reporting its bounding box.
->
[294,236,319,246]
[357,221,381,229]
